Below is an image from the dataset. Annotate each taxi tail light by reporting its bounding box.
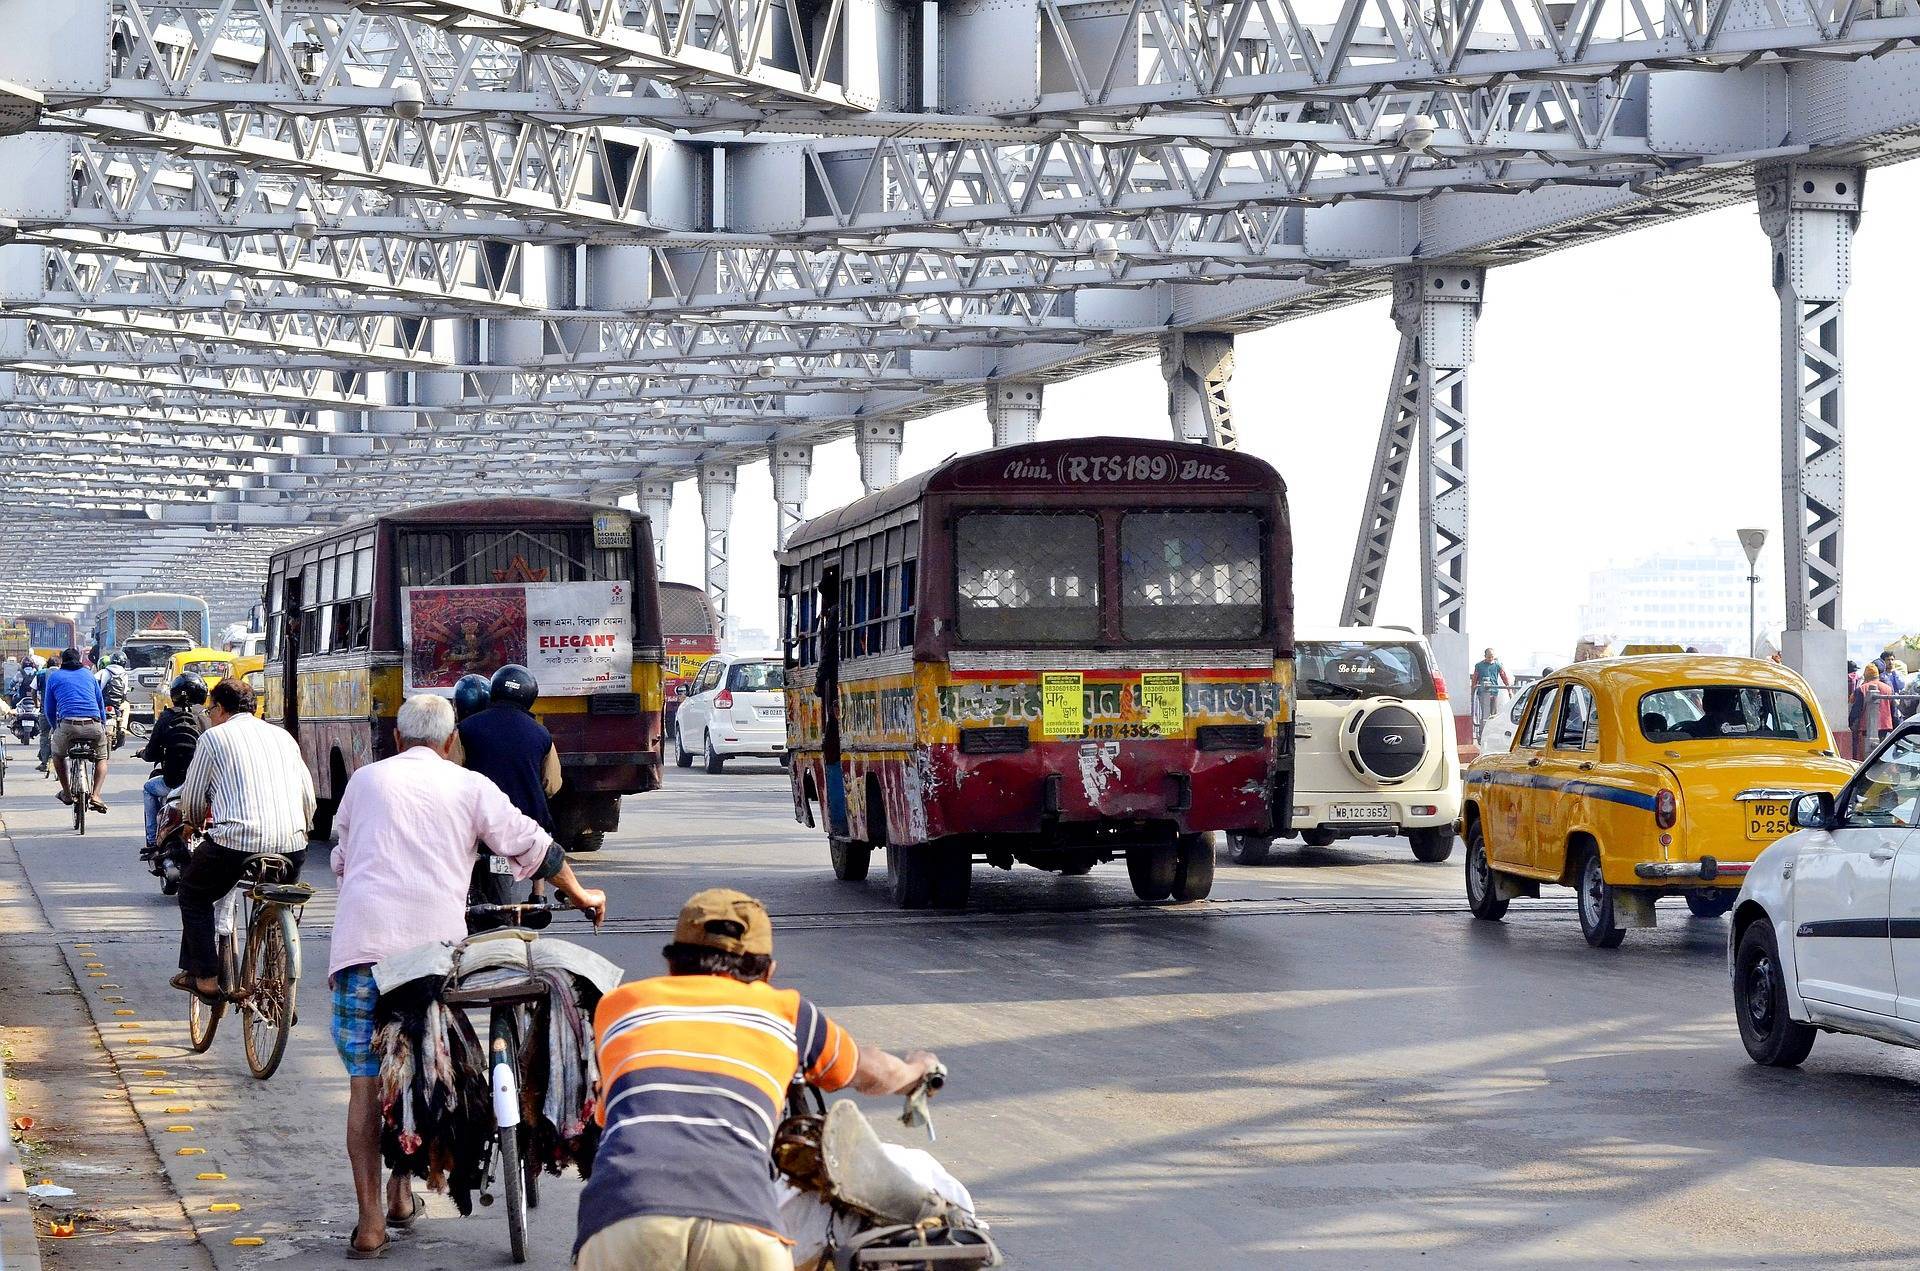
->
[1654,789,1676,829]
[1431,672,1448,700]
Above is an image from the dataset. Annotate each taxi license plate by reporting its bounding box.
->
[1745,801,1791,842]
[1331,804,1391,823]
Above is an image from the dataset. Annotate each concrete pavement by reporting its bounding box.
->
[3,741,1920,1268]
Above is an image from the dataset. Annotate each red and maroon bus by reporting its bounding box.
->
[264,498,665,852]
[660,581,720,730]
[779,437,1294,908]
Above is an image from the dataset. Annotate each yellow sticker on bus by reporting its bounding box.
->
[1040,672,1085,737]
[1140,672,1185,735]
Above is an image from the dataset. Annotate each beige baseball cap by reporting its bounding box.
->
[673,888,774,957]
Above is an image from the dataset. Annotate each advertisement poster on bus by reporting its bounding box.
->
[402,581,631,696]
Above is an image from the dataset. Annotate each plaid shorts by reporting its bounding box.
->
[329,965,380,1078]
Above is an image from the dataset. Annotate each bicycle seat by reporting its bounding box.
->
[250,881,315,905]
[821,1100,945,1226]
[239,853,296,883]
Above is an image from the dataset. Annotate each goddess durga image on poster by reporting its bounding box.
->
[407,586,526,688]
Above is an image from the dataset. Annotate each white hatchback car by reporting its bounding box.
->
[1731,722,1920,1066]
[673,653,788,773]
[1229,626,1461,865]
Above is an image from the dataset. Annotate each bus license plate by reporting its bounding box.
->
[1745,801,1790,842]
[1331,804,1391,823]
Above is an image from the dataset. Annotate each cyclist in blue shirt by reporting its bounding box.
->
[43,648,110,812]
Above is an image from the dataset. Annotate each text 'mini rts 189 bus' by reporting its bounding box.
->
[779,437,1294,909]
[264,498,666,852]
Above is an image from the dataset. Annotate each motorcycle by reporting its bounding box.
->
[103,683,129,750]
[775,1066,1001,1271]
[146,793,195,896]
[9,697,37,746]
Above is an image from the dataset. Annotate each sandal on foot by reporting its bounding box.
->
[347,1232,391,1260]
[385,1194,424,1229]
[55,790,72,805]
[168,972,224,1007]
[88,798,107,813]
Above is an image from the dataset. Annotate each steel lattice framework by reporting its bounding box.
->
[0,0,1913,713]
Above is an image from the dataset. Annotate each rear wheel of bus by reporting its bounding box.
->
[887,840,970,910]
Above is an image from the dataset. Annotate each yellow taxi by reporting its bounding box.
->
[154,647,235,717]
[1462,655,1854,948]
[232,653,267,716]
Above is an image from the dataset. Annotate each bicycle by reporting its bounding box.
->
[442,900,576,1265]
[186,852,313,1080]
[65,736,97,834]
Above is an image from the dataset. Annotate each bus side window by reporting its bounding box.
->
[898,560,917,648]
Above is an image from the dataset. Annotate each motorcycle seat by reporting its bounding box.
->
[821,1100,946,1227]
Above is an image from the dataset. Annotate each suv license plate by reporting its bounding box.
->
[1331,804,1391,822]
[1745,801,1790,842]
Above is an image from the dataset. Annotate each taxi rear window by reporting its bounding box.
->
[1638,686,1816,743]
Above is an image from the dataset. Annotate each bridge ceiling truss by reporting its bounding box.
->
[0,0,1912,544]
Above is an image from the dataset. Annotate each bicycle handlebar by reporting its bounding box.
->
[463,898,580,931]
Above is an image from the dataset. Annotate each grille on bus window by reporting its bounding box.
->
[1120,511,1265,641]
[959,726,1030,756]
[954,512,1100,644]
[1196,724,1265,751]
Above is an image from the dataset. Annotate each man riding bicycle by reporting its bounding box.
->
[576,889,941,1271]
[43,648,109,812]
[170,679,315,1004]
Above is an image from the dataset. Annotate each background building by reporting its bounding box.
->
[1579,539,1777,656]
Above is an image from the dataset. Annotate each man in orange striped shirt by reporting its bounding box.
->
[577,889,941,1270]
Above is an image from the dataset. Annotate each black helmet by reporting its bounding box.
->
[170,671,208,708]
[453,673,492,722]
[489,664,539,711]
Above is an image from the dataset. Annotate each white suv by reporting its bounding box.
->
[673,654,788,773]
[1229,626,1461,865]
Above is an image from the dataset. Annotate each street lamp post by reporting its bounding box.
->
[1738,528,1767,658]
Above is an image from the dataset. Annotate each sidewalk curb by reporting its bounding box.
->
[0,1159,40,1271]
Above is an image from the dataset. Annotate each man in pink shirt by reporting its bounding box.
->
[329,693,607,1259]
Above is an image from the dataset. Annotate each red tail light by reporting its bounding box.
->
[1655,789,1676,829]
[715,690,734,710]
[1431,672,1448,700]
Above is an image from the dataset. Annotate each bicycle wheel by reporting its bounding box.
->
[187,929,232,1053]
[72,761,86,834]
[240,907,297,1080]
[491,1010,529,1264]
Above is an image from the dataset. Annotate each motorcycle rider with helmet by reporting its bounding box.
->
[451,672,492,725]
[140,673,209,859]
[455,665,563,924]
[96,653,132,749]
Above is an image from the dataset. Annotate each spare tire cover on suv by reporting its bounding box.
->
[1341,700,1430,785]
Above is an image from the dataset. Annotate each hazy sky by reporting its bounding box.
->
[655,163,1920,659]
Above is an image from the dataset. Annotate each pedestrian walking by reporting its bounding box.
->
[1850,663,1895,760]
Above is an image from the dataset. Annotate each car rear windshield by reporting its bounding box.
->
[727,662,785,692]
[1295,640,1435,701]
[123,641,189,670]
[1638,686,1817,743]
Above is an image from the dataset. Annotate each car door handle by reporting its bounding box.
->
[1527,758,1541,768]
[1871,846,1898,861]
[1578,762,1595,772]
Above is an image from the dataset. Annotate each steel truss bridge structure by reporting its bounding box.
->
[0,0,1914,711]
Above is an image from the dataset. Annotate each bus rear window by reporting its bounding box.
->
[1120,511,1264,641]
[955,513,1099,643]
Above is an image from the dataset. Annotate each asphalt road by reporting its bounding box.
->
[7,742,1920,1269]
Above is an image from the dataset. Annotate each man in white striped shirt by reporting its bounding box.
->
[170,678,317,1002]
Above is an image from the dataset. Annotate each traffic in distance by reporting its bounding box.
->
[9,436,1920,1266]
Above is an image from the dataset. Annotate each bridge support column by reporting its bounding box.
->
[855,420,902,493]
[636,478,673,575]
[986,382,1044,447]
[769,441,813,547]
[1340,267,1483,741]
[1761,162,1863,732]
[1160,332,1236,448]
[698,462,736,637]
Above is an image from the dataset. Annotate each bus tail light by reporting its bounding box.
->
[1655,789,1677,829]
[960,726,1028,756]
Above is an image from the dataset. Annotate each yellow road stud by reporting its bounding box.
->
[195,1172,226,1181]
[149,1087,178,1095]
[113,1009,135,1016]
[231,1237,265,1247]
[83,962,102,969]
[164,1106,191,1115]
[165,1125,193,1133]
[141,1069,166,1077]
[208,1203,241,1213]
[176,1147,205,1156]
